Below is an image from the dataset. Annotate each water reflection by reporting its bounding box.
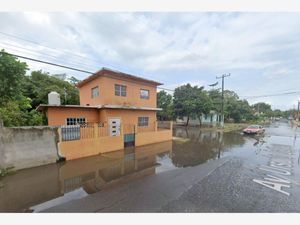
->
[0,127,253,212]
[0,141,172,212]
[171,127,246,167]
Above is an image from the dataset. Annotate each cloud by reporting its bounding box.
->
[0,12,300,109]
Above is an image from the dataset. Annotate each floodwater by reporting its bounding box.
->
[0,120,298,212]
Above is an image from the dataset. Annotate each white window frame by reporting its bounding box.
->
[91,86,99,98]
[115,84,127,97]
[140,89,150,99]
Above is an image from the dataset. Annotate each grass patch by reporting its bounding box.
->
[0,166,16,189]
[0,166,15,177]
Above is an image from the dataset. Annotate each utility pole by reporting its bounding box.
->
[216,73,231,128]
[64,87,67,104]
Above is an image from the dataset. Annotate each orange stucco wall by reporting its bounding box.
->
[59,135,124,160]
[47,107,99,126]
[79,75,157,108]
[99,109,157,133]
[46,107,157,130]
[135,130,173,146]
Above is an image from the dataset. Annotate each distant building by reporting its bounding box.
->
[176,110,221,126]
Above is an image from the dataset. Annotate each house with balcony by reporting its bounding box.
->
[37,68,173,160]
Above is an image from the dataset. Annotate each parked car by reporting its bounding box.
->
[243,125,265,135]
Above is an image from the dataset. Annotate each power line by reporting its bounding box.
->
[242,91,300,99]
[0,31,109,68]
[2,51,171,91]
[0,42,99,70]
[3,52,95,74]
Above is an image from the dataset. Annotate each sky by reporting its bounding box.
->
[0,12,300,110]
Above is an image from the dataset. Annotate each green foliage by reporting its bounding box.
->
[0,49,79,127]
[252,102,272,116]
[0,96,44,127]
[0,49,28,105]
[157,91,174,120]
[173,84,212,126]
[22,70,79,108]
[68,76,81,85]
[208,89,222,113]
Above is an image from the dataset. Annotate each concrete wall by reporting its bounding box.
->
[0,126,60,170]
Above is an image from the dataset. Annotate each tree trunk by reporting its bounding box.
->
[186,116,190,126]
[198,115,202,128]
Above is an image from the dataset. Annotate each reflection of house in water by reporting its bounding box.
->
[60,141,172,194]
[0,141,172,212]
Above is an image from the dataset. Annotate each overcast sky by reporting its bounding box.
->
[0,12,300,110]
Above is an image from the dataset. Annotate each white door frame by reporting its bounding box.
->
[108,117,121,136]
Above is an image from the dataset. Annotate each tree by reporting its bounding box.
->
[194,89,213,126]
[173,84,212,126]
[0,49,28,105]
[157,91,173,121]
[22,70,80,108]
[0,49,79,127]
[68,76,81,85]
[0,96,43,127]
[252,102,272,116]
[223,90,253,123]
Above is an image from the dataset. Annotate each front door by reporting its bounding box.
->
[109,118,121,136]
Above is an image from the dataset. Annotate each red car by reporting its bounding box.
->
[243,125,265,135]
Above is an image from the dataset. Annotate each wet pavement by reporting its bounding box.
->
[1,119,300,212]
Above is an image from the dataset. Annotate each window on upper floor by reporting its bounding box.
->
[140,89,149,99]
[115,84,127,97]
[138,117,149,127]
[91,86,99,98]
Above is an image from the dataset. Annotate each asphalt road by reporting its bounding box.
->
[43,120,300,212]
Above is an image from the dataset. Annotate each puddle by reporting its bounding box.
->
[1,120,300,212]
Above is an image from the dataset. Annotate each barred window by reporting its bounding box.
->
[66,118,86,125]
[91,86,99,98]
[138,117,149,127]
[140,89,149,99]
[115,84,126,97]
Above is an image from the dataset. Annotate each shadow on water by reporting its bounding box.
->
[0,126,254,212]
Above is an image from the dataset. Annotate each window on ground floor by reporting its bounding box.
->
[138,117,149,127]
[66,117,86,125]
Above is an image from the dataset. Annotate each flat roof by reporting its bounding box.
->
[77,67,163,88]
[37,104,162,112]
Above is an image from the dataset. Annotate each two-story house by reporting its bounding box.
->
[37,68,172,160]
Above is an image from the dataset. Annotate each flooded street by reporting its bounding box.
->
[1,120,300,212]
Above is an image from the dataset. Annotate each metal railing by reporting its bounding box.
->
[60,121,173,142]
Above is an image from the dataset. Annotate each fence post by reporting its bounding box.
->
[58,127,62,142]
[93,123,98,138]
[170,121,173,130]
